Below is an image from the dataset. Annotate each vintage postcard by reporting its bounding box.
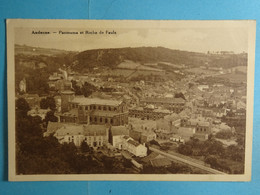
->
[7,19,256,181]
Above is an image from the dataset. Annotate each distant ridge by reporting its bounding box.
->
[15,45,248,71]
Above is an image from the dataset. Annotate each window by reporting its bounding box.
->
[85,106,88,110]
[104,106,107,111]
[93,105,96,110]
[109,107,111,111]
[100,118,102,122]
[90,117,92,122]
[110,119,113,124]
[105,118,108,123]
[94,117,97,122]
[98,106,101,110]
[114,107,117,111]
[90,105,92,110]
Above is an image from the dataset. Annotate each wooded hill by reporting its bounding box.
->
[15,45,248,72]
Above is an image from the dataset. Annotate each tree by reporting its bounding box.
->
[82,82,98,97]
[205,156,219,168]
[44,111,58,123]
[178,144,193,155]
[16,98,30,116]
[40,97,56,110]
[215,130,233,139]
[71,80,83,95]
[80,141,90,153]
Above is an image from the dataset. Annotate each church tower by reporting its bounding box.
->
[61,90,75,113]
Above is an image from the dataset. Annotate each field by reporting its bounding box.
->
[117,60,164,72]
[216,72,247,83]
[104,68,165,79]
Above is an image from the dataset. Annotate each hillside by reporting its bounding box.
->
[15,45,248,73]
[15,44,76,56]
[73,47,248,71]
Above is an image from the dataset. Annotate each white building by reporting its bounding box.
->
[46,122,108,148]
[110,126,129,149]
[122,136,147,157]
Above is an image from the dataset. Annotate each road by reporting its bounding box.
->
[150,147,227,175]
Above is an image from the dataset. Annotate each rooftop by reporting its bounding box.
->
[61,90,75,95]
[53,124,108,137]
[71,97,122,106]
[141,97,185,104]
[111,126,129,136]
[61,108,78,117]
[127,139,140,147]
[45,122,65,136]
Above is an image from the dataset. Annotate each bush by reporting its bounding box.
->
[178,144,193,156]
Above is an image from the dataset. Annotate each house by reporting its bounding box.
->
[140,97,185,113]
[54,124,85,147]
[170,135,185,143]
[44,121,64,137]
[129,106,172,120]
[122,136,147,157]
[155,129,174,140]
[45,122,109,148]
[176,127,196,142]
[129,129,156,144]
[110,126,129,149]
[198,85,209,92]
[156,113,181,133]
[236,101,246,110]
[27,107,50,120]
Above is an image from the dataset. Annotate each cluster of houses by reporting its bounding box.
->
[45,122,147,157]
[19,64,246,164]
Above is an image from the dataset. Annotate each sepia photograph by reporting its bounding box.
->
[7,19,256,181]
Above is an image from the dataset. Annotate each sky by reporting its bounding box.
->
[15,26,249,53]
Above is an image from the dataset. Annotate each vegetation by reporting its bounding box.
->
[71,80,98,97]
[215,130,233,139]
[177,138,245,173]
[141,161,202,174]
[75,47,247,71]
[40,97,56,110]
[16,98,134,174]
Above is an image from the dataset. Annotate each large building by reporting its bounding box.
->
[180,118,212,141]
[140,97,185,113]
[45,122,108,148]
[60,90,128,126]
[129,106,172,120]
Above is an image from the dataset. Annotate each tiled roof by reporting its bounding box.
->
[127,139,140,147]
[141,97,185,104]
[91,110,123,117]
[45,122,65,136]
[71,97,122,106]
[55,124,84,136]
[61,108,78,117]
[52,124,108,137]
[83,125,108,136]
[111,126,129,136]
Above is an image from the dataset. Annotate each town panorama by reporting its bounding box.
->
[15,44,247,175]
